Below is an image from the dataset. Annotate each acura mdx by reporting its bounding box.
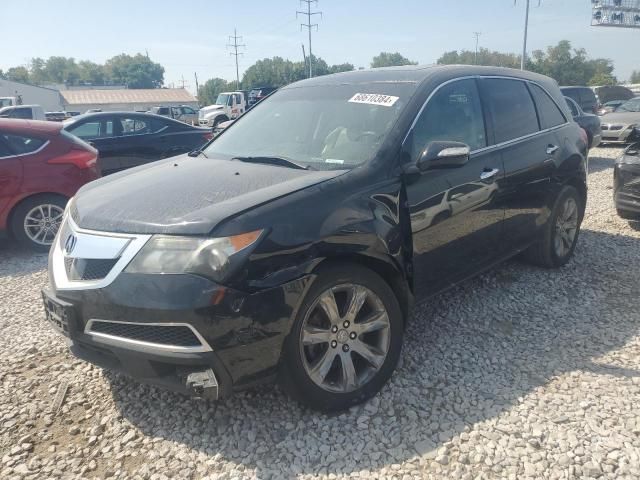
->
[43,66,588,411]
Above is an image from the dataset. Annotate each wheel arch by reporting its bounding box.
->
[311,254,413,324]
[7,192,69,237]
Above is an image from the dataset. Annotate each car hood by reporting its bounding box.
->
[601,112,640,124]
[72,155,346,235]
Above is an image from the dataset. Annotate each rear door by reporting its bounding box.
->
[0,136,23,225]
[405,78,505,297]
[480,78,567,252]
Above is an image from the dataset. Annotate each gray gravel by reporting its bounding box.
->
[2,147,640,479]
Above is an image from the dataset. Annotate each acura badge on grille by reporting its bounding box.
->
[64,234,77,255]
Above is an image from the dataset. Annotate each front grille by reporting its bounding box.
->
[610,125,624,131]
[65,258,118,281]
[602,125,609,130]
[88,321,203,347]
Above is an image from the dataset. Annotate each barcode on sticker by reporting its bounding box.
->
[348,93,399,107]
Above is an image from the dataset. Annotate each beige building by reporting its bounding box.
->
[60,88,198,113]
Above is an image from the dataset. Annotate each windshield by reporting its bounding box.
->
[618,98,640,113]
[0,99,13,108]
[204,82,416,170]
[215,94,230,105]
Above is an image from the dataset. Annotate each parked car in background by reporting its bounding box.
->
[598,100,625,116]
[565,96,602,149]
[0,119,99,250]
[45,111,69,122]
[66,111,81,117]
[43,66,587,411]
[248,87,277,106]
[199,91,248,127]
[614,142,640,219]
[0,105,46,121]
[85,109,102,113]
[63,112,213,175]
[212,118,235,137]
[600,97,640,144]
[561,86,598,114]
[150,105,199,125]
[593,85,635,106]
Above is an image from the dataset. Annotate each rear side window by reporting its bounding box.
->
[481,79,539,144]
[1,134,46,154]
[565,97,579,117]
[0,138,13,157]
[11,108,32,119]
[411,78,487,158]
[529,84,566,129]
[68,120,114,139]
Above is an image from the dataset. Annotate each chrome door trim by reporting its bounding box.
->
[402,74,571,156]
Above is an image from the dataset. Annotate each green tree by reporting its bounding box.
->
[6,66,30,83]
[328,62,355,74]
[0,70,5,79]
[241,56,307,89]
[437,48,521,69]
[105,54,164,88]
[630,71,640,83]
[371,52,417,68]
[77,60,107,85]
[43,56,80,84]
[29,58,48,84]
[198,78,233,105]
[528,40,616,86]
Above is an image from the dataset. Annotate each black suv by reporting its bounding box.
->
[44,66,588,411]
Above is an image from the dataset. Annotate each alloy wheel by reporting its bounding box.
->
[554,197,579,258]
[23,204,64,246]
[299,284,391,393]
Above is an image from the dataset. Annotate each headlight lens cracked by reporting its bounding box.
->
[126,230,263,282]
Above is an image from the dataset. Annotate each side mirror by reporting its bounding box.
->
[417,141,470,171]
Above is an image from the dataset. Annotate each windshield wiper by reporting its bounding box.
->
[231,156,311,170]
[188,149,208,158]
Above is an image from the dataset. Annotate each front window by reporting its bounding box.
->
[215,94,231,106]
[618,98,640,113]
[205,83,416,170]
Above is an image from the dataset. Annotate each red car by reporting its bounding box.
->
[0,119,100,250]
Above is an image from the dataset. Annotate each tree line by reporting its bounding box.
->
[1,41,637,104]
[0,54,165,89]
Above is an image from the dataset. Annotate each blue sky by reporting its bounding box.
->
[2,0,638,92]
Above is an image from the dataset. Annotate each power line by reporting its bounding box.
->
[227,28,246,89]
[473,32,482,65]
[296,0,322,78]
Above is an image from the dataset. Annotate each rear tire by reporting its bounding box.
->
[10,194,67,252]
[523,186,583,268]
[617,208,639,220]
[280,264,403,411]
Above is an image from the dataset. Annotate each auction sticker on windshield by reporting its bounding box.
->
[348,93,399,107]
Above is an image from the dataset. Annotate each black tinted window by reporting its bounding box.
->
[411,79,486,158]
[565,97,579,117]
[482,79,539,143]
[68,119,114,139]
[1,134,46,154]
[11,108,32,119]
[0,138,13,157]
[529,84,566,129]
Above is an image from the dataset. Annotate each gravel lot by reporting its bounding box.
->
[2,147,640,480]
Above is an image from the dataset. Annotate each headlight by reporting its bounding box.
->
[125,230,263,282]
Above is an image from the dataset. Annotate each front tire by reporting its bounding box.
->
[10,194,67,252]
[523,185,583,268]
[280,264,403,411]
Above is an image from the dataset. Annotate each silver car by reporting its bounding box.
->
[600,97,640,144]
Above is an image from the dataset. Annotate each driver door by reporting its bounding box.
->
[404,78,505,298]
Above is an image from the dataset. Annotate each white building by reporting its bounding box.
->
[59,88,198,113]
[0,78,64,111]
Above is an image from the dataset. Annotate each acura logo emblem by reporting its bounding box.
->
[64,234,77,254]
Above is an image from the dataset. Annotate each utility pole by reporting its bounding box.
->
[515,0,541,70]
[227,28,245,89]
[297,0,322,78]
[473,32,482,65]
[194,72,199,96]
[301,44,307,72]
[180,75,188,89]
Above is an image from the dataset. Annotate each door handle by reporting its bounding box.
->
[546,144,559,155]
[480,168,499,180]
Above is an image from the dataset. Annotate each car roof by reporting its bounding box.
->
[285,65,561,91]
[63,111,201,129]
[0,118,63,135]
